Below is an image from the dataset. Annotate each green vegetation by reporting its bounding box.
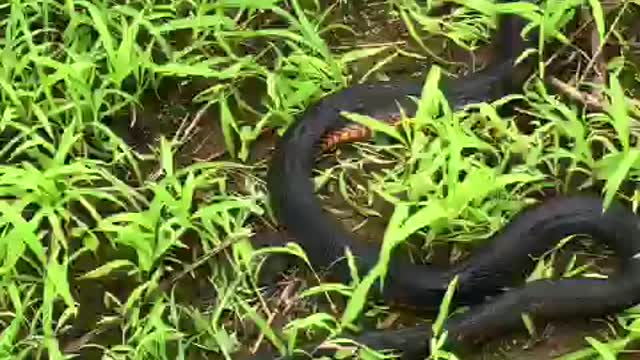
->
[1,0,640,359]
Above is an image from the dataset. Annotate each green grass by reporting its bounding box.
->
[1,0,640,359]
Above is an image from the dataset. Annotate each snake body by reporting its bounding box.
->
[260,2,640,359]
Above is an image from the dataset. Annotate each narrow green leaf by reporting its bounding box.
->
[584,336,617,360]
[601,150,640,209]
[219,94,238,158]
[78,260,137,279]
[432,275,458,335]
[606,74,630,151]
[586,0,606,42]
[159,137,174,178]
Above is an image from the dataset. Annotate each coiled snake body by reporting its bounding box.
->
[260,1,640,359]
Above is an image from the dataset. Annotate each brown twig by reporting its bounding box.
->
[548,76,606,111]
[156,236,243,294]
[548,75,640,132]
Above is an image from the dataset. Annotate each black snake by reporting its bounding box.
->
[253,1,640,359]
